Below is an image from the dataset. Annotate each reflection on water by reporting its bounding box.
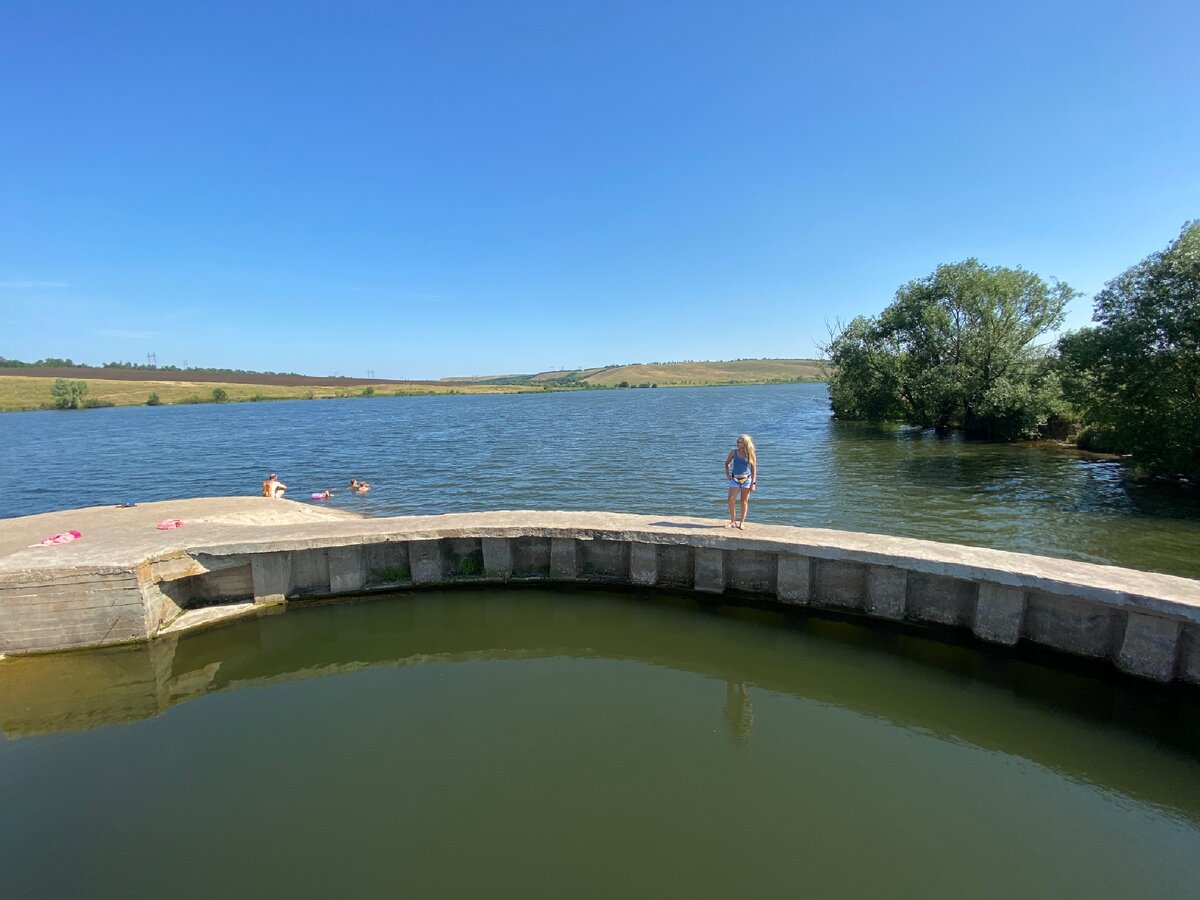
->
[2,384,1200,576]
[7,588,1200,897]
[723,682,755,748]
[3,590,1200,898]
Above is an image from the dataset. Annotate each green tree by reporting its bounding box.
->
[146,392,162,406]
[1058,221,1199,479]
[825,260,1075,439]
[211,387,229,403]
[50,378,89,409]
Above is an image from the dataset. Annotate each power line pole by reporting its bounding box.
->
[146,352,157,368]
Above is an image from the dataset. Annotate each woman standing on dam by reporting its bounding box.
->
[725,434,757,528]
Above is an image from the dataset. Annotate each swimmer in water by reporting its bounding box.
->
[262,473,286,498]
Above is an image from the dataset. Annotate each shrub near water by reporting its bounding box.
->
[50,378,88,409]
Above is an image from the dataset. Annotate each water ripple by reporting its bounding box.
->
[2,384,1198,576]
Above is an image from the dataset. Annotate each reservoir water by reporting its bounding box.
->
[3,589,1200,898]
[2,383,1199,576]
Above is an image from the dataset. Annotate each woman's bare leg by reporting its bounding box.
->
[727,488,737,525]
[737,488,751,527]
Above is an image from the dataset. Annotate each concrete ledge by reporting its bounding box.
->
[629,542,657,586]
[1118,612,1181,682]
[3,499,1200,684]
[776,554,811,605]
[974,583,1026,646]
[482,538,513,579]
[694,547,725,593]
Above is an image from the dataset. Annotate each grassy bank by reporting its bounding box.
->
[445,358,825,387]
[0,375,530,412]
[579,358,823,387]
[0,358,825,412]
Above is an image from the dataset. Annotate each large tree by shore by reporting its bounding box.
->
[825,260,1075,439]
[1058,221,1199,479]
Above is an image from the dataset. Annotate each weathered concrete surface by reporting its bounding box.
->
[3,497,1200,683]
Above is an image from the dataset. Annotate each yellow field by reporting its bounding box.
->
[580,358,824,387]
[0,375,530,412]
[444,358,826,387]
[0,358,826,412]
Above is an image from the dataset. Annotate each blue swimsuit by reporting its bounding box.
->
[728,451,752,488]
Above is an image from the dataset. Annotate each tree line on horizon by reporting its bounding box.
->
[0,358,313,378]
[823,220,1199,481]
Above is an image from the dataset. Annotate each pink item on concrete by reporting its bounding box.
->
[31,530,81,547]
[156,519,184,530]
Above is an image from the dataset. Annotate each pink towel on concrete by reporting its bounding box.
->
[31,530,81,547]
[156,519,184,530]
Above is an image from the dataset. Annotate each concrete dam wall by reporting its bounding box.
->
[2,498,1199,683]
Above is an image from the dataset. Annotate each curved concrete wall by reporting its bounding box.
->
[2,501,1199,683]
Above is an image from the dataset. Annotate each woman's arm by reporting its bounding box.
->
[750,460,757,490]
[725,449,735,476]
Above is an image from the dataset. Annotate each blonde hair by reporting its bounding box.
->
[738,434,756,466]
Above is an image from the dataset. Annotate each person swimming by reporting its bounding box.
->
[350,479,371,493]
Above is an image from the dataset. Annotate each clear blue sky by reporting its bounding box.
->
[1,1,1197,379]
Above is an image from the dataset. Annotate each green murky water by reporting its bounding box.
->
[3,589,1200,898]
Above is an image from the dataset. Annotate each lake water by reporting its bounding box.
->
[2,589,1199,899]
[2,383,1199,576]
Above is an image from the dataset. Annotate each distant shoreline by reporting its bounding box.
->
[0,360,823,412]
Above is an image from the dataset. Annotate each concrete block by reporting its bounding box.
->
[444,538,485,578]
[812,559,866,610]
[147,555,205,583]
[143,581,188,632]
[328,546,366,594]
[727,550,776,595]
[482,538,513,579]
[0,574,150,653]
[630,543,657,586]
[513,536,551,576]
[363,541,410,585]
[1117,612,1181,682]
[550,538,578,579]
[656,545,694,587]
[580,540,629,579]
[695,547,725,593]
[1179,624,1200,685]
[192,552,253,575]
[1024,589,1120,658]
[973,583,1024,645]
[776,554,811,605]
[290,549,330,595]
[408,540,444,585]
[251,552,292,604]
[191,564,253,602]
[906,571,976,626]
[866,565,906,620]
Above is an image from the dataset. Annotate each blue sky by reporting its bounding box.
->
[1,1,1197,379]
